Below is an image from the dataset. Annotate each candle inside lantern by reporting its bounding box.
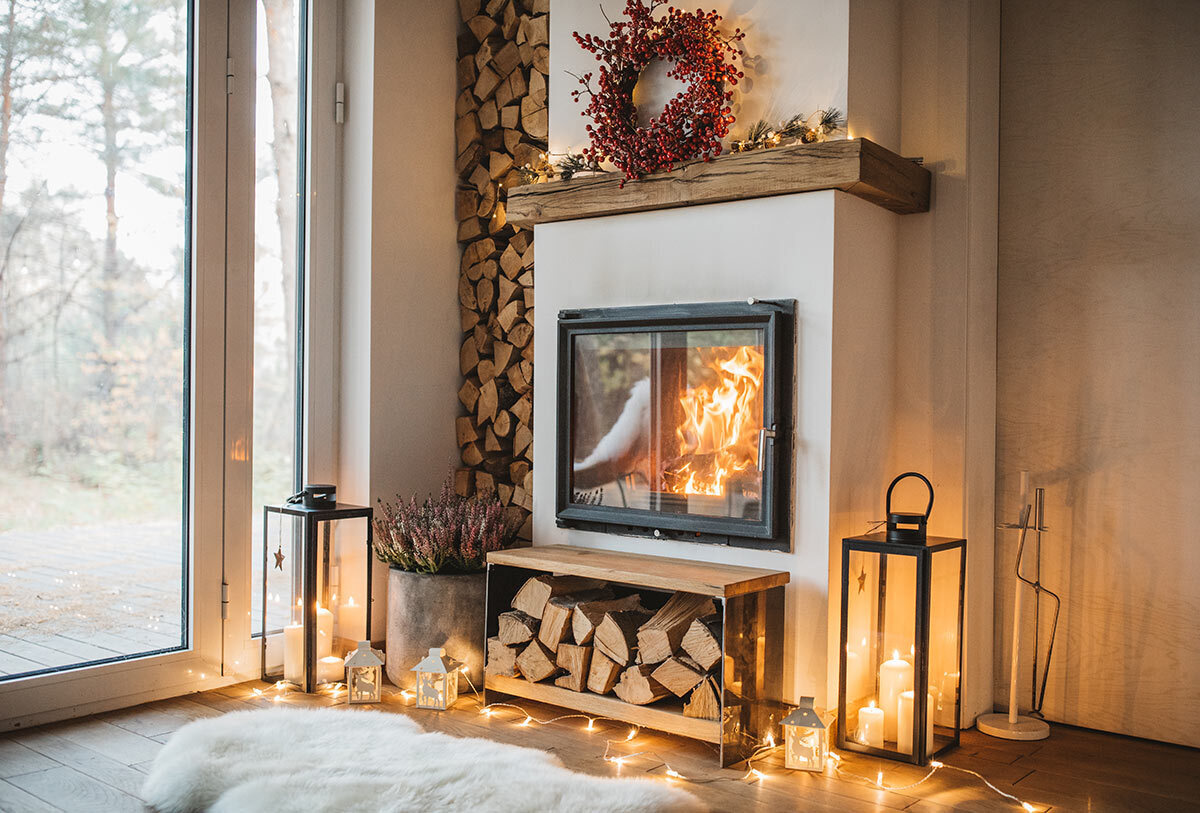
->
[339,595,366,644]
[317,605,334,659]
[317,655,344,684]
[283,623,304,684]
[898,690,936,756]
[858,700,885,747]
[878,650,913,742]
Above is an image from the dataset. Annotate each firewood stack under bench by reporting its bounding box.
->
[483,545,789,766]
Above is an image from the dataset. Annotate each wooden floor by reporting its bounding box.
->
[1,680,1197,812]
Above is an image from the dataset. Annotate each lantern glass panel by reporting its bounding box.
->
[260,505,374,693]
[261,514,304,685]
[843,547,918,752]
[417,672,458,709]
[929,545,963,752]
[784,725,826,772]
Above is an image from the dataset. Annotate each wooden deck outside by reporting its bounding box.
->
[0,522,183,677]
[2,678,1197,811]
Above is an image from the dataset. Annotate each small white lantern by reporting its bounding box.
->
[343,641,385,704]
[782,697,828,772]
[411,647,459,710]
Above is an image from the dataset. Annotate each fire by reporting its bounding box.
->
[663,345,765,496]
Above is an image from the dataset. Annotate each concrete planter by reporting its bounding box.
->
[385,568,487,691]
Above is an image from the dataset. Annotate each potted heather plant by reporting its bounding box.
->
[373,475,520,691]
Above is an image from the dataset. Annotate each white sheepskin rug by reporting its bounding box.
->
[142,707,706,813]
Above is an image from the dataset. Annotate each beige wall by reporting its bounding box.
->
[339,0,462,634]
[894,0,1000,727]
[996,0,1200,746]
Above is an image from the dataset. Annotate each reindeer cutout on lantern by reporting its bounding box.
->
[344,641,385,704]
[411,647,460,710]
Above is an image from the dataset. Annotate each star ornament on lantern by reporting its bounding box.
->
[274,547,286,571]
[857,566,867,593]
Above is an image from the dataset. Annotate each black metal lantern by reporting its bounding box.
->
[260,498,374,693]
[837,472,965,764]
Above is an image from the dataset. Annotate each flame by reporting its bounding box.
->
[662,345,765,497]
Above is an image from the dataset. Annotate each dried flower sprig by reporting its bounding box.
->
[373,474,520,574]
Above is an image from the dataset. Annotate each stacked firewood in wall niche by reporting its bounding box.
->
[487,576,725,720]
[454,0,547,535]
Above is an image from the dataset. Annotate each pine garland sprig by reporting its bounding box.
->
[554,152,606,181]
[730,106,846,153]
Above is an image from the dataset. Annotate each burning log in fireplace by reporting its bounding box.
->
[486,577,724,719]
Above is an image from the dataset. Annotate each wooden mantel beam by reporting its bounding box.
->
[506,138,930,226]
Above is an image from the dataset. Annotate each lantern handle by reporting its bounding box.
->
[885,471,934,519]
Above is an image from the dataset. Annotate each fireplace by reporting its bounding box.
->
[556,300,794,550]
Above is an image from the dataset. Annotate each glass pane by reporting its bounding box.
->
[570,328,765,519]
[261,515,368,688]
[929,546,963,751]
[251,0,303,635]
[0,0,189,678]
[843,549,919,753]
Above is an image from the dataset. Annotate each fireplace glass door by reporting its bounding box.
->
[557,301,793,549]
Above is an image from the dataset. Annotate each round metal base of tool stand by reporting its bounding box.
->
[977,712,1050,741]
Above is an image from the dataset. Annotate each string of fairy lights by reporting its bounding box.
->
[257,668,1037,811]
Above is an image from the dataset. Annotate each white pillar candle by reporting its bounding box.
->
[878,650,913,742]
[339,596,366,645]
[897,690,936,756]
[317,606,334,659]
[858,700,885,748]
[317,655,344,684]
[283,623,304,684]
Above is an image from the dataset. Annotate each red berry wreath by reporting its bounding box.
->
[571,0,745,182]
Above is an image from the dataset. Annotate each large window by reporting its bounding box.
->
[0,0,191,678]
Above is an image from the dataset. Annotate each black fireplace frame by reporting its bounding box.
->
[556,299,794,551]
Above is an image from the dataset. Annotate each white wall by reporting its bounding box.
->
[338,0,462,635]
[996,0,1200,747]
[534,192,844,703]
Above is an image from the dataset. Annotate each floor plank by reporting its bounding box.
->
[14,730,149,798]
[5,766,144,813]
[46,718,162,766]
[1010,727,1200,801]
[1015,767,1188,813]
[0,739,59,779]
[0,779,61,813]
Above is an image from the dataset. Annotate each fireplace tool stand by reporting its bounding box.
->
[979,479,1060,741]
